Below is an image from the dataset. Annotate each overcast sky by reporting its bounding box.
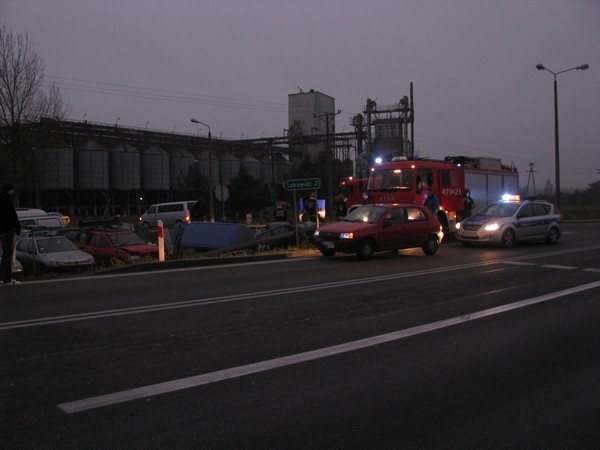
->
[2,0,599,189]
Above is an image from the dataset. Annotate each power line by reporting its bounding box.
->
[45,75,288,113]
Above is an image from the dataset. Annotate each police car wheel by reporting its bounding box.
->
[546,227,560,244]
[501,229,516,248]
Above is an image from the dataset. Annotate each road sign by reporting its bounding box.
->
[283,178,321,191]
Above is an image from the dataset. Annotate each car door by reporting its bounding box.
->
[403,207,431,248]
[530,203,551,238]
[87,233,116,260]
[16,238,34,272]
[515,204,536,239]
[378,207,406,250]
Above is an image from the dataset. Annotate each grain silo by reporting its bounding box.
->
[274,155,292,184]
[110,142,141,190]
[76,139,109,189]
[193,150,219,188]
[140,144,169,190]
[169,148,196,190]
[218,152,240,186]
[240,154,260,179]
[37,136,74,189]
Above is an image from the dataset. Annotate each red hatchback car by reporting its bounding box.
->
[74,228,158,264]
[313,204,444,260]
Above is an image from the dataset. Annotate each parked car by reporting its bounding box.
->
[254,221,317,249]
[74,228,158,263]
[0,246,24,278]
[455,195,563,248]
[16,208,66,229]
[15,235,95,274]
[48,211,71,227]
[139,201,197,228]
[313,204,444,260]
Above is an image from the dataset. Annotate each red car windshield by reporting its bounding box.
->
[343,205,387,224]
[109,232,146,247]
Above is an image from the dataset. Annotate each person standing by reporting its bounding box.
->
[461,187,474,220]
[305,192,318,223]
[0,183,21,285]
[424,191,440,214]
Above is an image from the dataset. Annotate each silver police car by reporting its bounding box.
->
[455,195,563,248]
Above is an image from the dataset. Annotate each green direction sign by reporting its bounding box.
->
[283,177,321,191]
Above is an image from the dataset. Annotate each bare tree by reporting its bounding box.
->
[0,23,69,203]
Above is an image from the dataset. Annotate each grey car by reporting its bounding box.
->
[16,235,95,274]
[0,246,24,278]
[455,195,563,248]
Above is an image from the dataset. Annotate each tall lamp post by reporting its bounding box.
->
[535,63,589,207]
[190,118,215,222]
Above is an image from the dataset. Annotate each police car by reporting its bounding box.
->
[455,195,563,248]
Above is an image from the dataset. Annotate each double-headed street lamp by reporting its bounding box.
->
[535,63,589,207]
[190,118,215,222]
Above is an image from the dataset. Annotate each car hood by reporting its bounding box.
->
[119,244,158,255]
[40,250,94,264]
[464,215,496,225]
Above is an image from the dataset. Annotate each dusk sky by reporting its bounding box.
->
[3,0,599,190]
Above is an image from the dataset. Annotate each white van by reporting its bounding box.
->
[139,201,197,228]
[16,208,66,229]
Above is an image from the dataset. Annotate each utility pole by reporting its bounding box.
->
[314,110,341,220]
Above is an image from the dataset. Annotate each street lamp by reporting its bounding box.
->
[536,63,589,207]
[190,118,215,222]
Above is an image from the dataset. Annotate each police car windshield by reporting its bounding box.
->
[343,205,387,223]
[477,202,521,217]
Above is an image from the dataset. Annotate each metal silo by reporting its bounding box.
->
[37,136,74,189]
[140,144,169,190]
[275,156,292,184]
[218,152,240,186]
[76,139,109,189]
[110,142,141,190]
[169,148,195,190]
[240,154,260,180]
[193,150,219,188]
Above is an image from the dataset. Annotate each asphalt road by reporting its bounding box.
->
[1,223,600,449]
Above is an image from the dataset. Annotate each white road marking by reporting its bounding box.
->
[4,245,600,331]
[58,279,600,414]
[542,265,579,270]
[501,261,538,266]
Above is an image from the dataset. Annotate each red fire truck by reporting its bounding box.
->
[338,176,368,206]
[351,156,519,233]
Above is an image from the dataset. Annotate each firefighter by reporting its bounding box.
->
[460,188,474,221]
[334,194,347,219]
[305,192,318,222]
[425,191,440,214]
[274,201,288,221]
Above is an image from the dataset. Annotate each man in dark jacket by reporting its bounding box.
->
[0,183,21,284]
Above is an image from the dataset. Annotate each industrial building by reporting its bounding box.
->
[1,87,414,219]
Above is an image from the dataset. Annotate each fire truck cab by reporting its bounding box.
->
[362,156,518,233]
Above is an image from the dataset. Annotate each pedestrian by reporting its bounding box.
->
[274,201,288,221]
[305,192,318,223]
[0,183,21,285]
[334,194,347,219]
[424,191,440,215]
[461,187,474,220]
